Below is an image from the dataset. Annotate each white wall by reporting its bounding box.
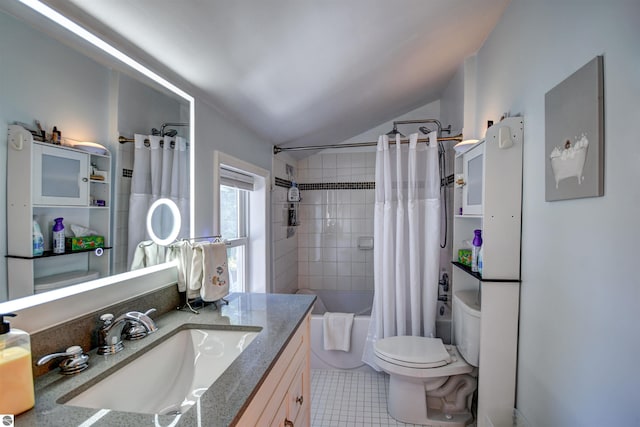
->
[472,1,640,425]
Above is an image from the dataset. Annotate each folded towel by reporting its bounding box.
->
[323,312,355,352]
[197,242,230,302]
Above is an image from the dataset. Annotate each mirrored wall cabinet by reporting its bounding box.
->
[6,125,112,299]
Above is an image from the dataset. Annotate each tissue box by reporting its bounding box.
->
[65,235,104,251]
[458,249,472,266]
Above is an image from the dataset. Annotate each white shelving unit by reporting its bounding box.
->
[6,125,112,299]
[451,117,524,427]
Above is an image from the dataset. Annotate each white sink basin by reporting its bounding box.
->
[64,327,260,415]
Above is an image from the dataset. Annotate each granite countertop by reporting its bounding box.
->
[17,292,315,427]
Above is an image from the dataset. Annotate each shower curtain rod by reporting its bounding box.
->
[118,122,189,144]
[273,134,463,155]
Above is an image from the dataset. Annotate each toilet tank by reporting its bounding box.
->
[453,290,481,367]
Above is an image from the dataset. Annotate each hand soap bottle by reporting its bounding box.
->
[0,313,35,415]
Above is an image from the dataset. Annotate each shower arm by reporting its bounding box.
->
[391,119,451,136]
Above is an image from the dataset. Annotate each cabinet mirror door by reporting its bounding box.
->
[33,144,89,206]
[462,143,484,215]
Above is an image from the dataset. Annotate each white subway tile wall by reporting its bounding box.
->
[297,151,376,291]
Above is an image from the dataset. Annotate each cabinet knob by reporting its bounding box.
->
[82,177,88,182]
[295,395,304,405]
[284,419,294,427]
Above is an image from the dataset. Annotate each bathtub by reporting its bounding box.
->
[296,289,374,372]
[297,289,453,370]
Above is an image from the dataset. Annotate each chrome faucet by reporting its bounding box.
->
[37,345,89,375]
[123,308,158,340]
[97,308,159,354]
[97,313,128,355]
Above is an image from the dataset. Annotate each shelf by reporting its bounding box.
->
[454,214,483,219]
[451,261,520,283]
[6,246,112,260]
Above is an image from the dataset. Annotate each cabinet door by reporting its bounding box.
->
[462,143,484,215]
[33,144,89,206]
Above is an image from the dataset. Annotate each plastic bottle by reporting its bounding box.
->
[52,217,65,254]
[0,313,35,415]
[471,229,482,273]
[478,245,484,276]
[288,181,300,202]
[32,217,44,256]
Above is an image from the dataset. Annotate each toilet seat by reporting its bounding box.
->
[374,336,451,369]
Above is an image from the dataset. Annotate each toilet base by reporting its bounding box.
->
[388,375,473,427]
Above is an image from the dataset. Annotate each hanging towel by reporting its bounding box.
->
[166,241,200,300]
[195,242,230,302]
[323,312,355,352]
[130,241,165,270]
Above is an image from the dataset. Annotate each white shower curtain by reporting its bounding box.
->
[362,132,441,370]
[127,134,190,267]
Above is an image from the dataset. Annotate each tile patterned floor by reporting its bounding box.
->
[310,369,423,427]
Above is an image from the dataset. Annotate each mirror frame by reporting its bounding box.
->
[0,0,195,316]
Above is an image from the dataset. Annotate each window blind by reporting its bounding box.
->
[220,166,254,191]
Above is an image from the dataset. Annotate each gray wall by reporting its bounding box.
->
[473,1,640,425]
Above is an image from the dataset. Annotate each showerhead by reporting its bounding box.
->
[386,124,405,138]
[419,126,434,135]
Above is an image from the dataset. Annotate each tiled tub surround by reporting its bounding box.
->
[297,192,375,291]
[18,293,315,427]
[297,151,376,292]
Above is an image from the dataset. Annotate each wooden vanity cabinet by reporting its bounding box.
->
[237,313,311,427]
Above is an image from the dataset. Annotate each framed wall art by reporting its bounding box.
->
[545,55,604,201]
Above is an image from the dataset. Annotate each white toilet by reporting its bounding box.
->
[374,291,481,427]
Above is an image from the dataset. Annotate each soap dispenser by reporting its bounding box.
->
[0,313,35,415]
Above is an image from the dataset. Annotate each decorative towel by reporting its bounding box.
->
[323,312,355,352]
[194,242,230,302]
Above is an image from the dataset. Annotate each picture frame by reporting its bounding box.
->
[545,56,604,201]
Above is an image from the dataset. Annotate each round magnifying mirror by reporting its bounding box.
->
[146,198,181,246]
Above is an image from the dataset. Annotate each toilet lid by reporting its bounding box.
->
[374,336,451,368]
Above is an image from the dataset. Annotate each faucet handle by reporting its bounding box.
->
[37,345,89,375]
[123,308,158,340]
[99,313,115,326]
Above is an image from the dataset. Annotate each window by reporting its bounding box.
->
[214,151,270,294]
[220,185,248,293]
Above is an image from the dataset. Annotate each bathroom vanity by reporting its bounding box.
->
[17,293,314,427]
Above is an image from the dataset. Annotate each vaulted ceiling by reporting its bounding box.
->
[46,0,509,148]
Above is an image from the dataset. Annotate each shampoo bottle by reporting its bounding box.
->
[32,217,44,256]
[52,217,65,254]
[0,313,35,415]
[288,181,300,202]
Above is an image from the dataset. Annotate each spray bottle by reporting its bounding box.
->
[52,217,65,254]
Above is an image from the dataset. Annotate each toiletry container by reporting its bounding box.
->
[32,217,44,256]
[471,229,482,273]
[288,181,300,202]
[52,217,65,254]
[0,313,35,415]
